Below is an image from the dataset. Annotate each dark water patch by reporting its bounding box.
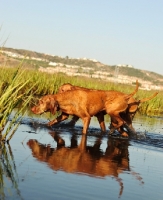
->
[132,131,163,150]
[20,116,163,151]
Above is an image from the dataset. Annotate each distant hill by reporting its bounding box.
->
[1,47,163,90]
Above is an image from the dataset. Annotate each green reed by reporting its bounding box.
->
[137,90,163,115]
[0,66,35,142]
[1,66,163,120]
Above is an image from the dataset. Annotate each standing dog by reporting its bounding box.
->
[58,82,158,134]
[31,83,138,136]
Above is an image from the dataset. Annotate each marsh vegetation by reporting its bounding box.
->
[0,65,162,141]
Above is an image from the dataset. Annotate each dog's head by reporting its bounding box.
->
[127,92,158,115]
[31,95,59,115]
[58,83,74,93]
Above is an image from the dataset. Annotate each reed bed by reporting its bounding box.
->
[2,67,163,109]
[1,66,162,113]
[0,67,35,142]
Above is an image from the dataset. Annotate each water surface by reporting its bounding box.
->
[1,114,163,200]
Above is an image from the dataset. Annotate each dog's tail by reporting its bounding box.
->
[139,92,158,103]
[124,80,139,101]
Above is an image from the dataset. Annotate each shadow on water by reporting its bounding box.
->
[0,143,23,200]
[8,109,163,150]
[27,131,144,198]
[24,115,163,150]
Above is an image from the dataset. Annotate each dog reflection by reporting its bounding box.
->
[27,133,143,197]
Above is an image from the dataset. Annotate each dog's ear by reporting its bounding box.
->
[71,86,76,91]
[50,99,59,115]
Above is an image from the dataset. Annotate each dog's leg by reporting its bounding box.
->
[120,112,137,135]
[105,100,127,134]
[95,112,106,132]
[106,102,128,136]
[108,113,125,136]
[48,113,69,126]
[82,116,91,134]
[78,134,87,151]
[123,123,137,135]
[108,121,118,135]
[49,132,65,147]
[68,115,79,126]
[117,126,129,137]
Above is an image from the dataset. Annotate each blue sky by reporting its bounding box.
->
[0,0,163,75]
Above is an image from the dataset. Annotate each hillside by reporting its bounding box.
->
[1,47,163,90]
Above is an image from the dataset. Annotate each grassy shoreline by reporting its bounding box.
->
[1,66,163,114]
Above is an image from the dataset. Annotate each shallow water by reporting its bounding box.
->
[0,114,163,200]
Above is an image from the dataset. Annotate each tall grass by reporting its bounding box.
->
[0,67,35,142]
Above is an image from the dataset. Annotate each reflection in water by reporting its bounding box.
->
[26,115,163,149]
[0,143,23,200]
[27,132,144,197]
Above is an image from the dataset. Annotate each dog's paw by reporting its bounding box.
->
[47,122,53,126]
[108,128,115,135]
[121,132,129,137]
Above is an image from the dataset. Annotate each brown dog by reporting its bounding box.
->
[59,83,107,132]
[58,83,158,134]
[31,83,138,135]
[120,92,158,133]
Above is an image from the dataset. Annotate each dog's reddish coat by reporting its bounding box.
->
[58,83,158,134]
[31,84,138,135]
